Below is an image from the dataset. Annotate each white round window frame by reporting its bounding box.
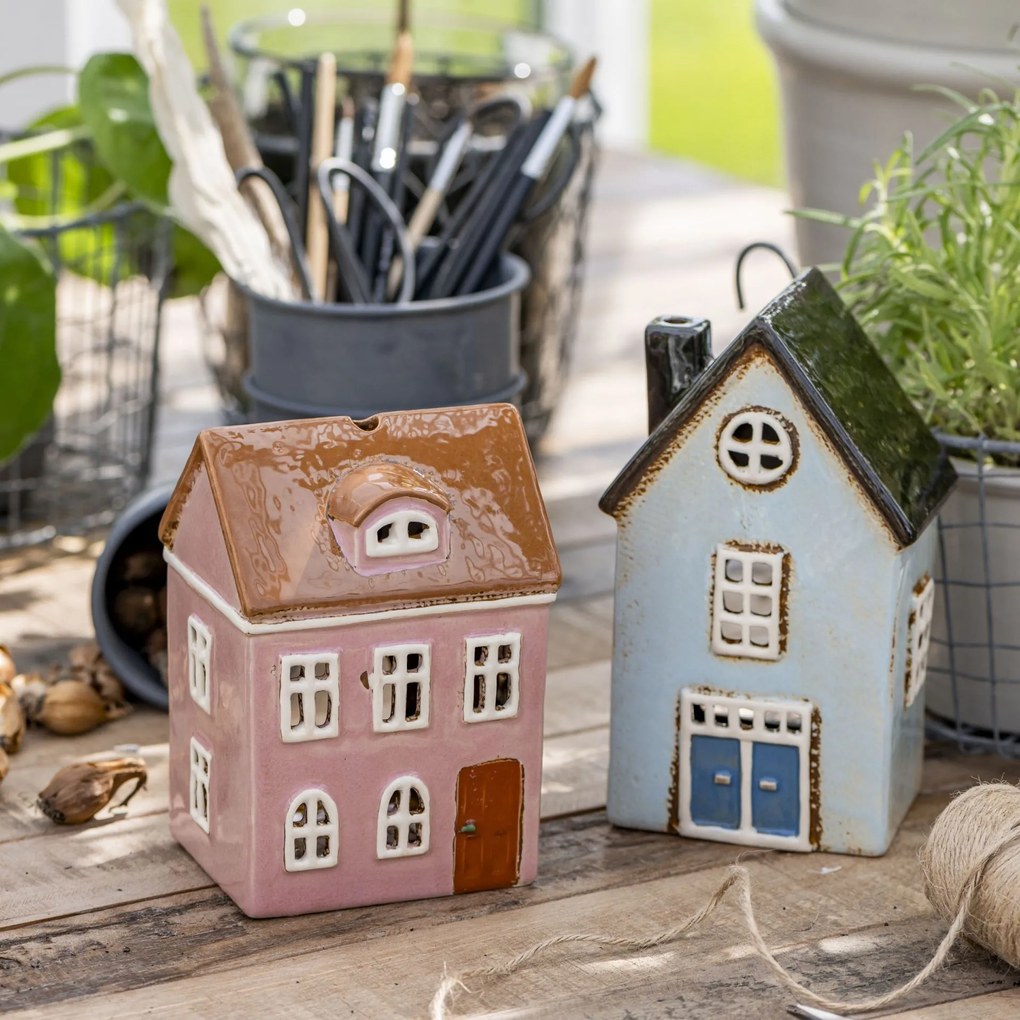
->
[717,408,796,487]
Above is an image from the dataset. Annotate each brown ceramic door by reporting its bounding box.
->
[453,758,523,893]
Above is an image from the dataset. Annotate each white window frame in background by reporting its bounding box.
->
[377,777,430,859]
[189,737,211,833]
[718,409,795,486]
[463,633,522,722]
[366,510,439,558]
[279,653,340,742]
[370,644,431,733]
[187,615,212,712]
[285,789,339,872]
[711,545,786,661]
[906,575,935,708]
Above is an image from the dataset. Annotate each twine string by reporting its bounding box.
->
[431,784,1020,1020]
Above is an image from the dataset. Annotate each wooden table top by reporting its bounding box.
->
[4,150,1020,1018]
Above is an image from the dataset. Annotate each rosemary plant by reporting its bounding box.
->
[800,85,1020,449]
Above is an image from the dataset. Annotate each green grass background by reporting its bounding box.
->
[169,0,780,186]
[649,0,781,185]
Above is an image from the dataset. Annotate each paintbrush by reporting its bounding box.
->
[451,56,596,297]
[305,51,338,302]
[385,113,472,298]
[325,94,356,301]
[418,112,549,300]
[361,17,413,281]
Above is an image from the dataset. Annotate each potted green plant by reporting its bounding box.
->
[798,82,1020,741]
[0,56,217,539]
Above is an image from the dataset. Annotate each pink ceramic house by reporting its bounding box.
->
[158,404,561,918]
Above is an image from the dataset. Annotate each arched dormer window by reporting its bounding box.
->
[327,460,452,575]
[366,508,440,557]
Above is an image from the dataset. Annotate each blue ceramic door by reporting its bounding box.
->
[751,742,800,837]
[689,735,741,829]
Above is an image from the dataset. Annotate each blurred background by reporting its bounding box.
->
[0,0,779,185]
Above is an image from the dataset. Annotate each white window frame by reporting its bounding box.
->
[285,789,339,872]
[463,633,521,722]
[718,408,795,486]
[377,777,430,858]
[366,509,439,558]
[369,644,430,732]
[905,575,935,708]
[711,545,785,661]
[680,688,812,852]
[279,653,340,742]
[187,615,212,712]
[189,737,211,834]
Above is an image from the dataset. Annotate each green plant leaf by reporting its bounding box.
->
[5,104,126,281]
[78,53,171,209]
[0,227,59,463]
[169,226,221,298]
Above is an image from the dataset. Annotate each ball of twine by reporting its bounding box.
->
[431,781,1020,1018]
[920,781,1020,969]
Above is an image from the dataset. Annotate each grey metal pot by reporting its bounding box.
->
[241,252,530,421]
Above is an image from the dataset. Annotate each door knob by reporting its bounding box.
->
[459,821,477,834]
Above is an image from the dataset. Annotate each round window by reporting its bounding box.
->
[717,409,796,486]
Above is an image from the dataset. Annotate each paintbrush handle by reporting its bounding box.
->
[453,172,534,296]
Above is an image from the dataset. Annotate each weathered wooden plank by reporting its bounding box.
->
[2,838,1007,1020]
[888,987,1020,1018]
[543,659,610,738]
[0,722,609,929]
[546,598,615,672]
[3,769,1016,1015]
[541,727,609,818]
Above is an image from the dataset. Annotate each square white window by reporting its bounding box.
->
[711,545,786,661]
[906,575,935,708]
[280,653,340,742]
[366,510,439,558]
[464,633,521,723]
[370,644,430,732]
[285,789,339,872]
[377,778,430,858]
[189,737,211,834]
[187,615,212,712]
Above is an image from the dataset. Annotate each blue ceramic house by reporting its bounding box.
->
[599,269,956,855]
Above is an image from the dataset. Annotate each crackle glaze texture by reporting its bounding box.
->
[161,404,560,918]
[601,272,956,857]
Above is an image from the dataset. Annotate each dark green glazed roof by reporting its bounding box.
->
[601,268,957,548]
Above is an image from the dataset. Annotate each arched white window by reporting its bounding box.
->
[366,509,439,557]
[718,408,796,486]
[285,789,339,872]
[377,777,430,858]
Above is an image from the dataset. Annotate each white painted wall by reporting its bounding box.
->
[542,0,649,150]
[0,0,131,128]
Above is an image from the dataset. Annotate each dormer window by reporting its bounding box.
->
[327,460,453,575]
[367,509,440,558]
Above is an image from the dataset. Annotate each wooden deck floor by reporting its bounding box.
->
[3,151,1020,1018]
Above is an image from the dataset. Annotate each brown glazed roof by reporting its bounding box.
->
[159,405,561,622]
[327,460,452,526]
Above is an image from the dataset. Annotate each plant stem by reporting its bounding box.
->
[0,126,89,165]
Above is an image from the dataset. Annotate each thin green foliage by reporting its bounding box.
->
[797,86,1020,445]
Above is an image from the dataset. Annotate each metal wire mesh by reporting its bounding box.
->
[0,204,169,549]
[926,432,1020,755]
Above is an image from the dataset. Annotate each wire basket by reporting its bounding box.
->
[0,203,169,550]
[208,10,597,442]
[926,432,1020,756]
